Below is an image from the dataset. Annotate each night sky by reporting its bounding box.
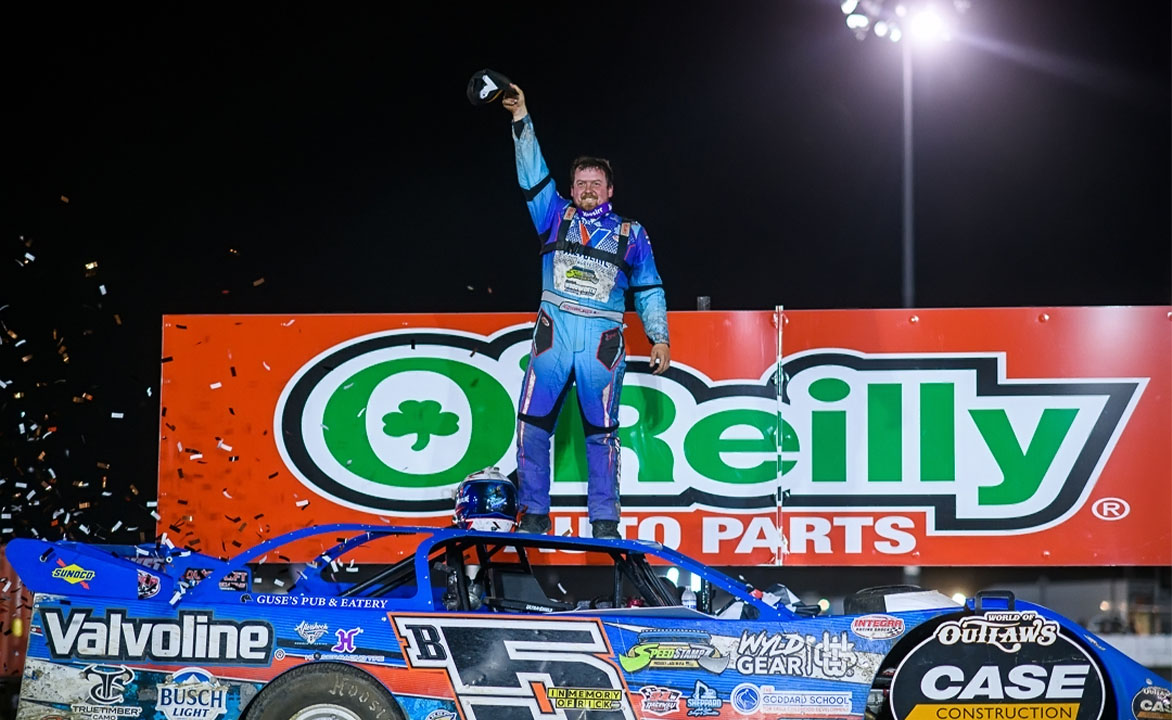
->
[0,1,1168,540]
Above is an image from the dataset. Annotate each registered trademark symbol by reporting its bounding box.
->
[1091,497,1130,521]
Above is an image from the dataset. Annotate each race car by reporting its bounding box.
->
[5,523,1170,720]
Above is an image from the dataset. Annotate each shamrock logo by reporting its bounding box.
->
[382,399,459,451]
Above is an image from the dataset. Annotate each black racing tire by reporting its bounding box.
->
[244,662,404,720]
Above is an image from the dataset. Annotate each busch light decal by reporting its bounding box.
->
[156,668,228,720]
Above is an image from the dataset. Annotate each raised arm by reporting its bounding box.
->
[504,84,561,235]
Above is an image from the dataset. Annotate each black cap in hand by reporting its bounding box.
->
[466,68,516,106]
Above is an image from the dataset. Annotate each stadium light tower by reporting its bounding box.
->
[840,1,968,308]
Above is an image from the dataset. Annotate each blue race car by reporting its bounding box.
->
[6,524,1170,720]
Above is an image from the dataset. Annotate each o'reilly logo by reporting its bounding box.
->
[276,328,1142,534]
[780,350,1143,532]
[41,608,273,664]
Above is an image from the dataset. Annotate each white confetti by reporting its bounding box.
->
[151,511,161,520]
[99,284,107,295]
[146,500,158,507]
[217,440,233,452]
[273,578,285,587]
[262,361,271,371]
[111,411,124,419]
[111,521,123,532]
[223,489,233,499]
[209,382,222,390]
[189,453,203,461]
[295,499,309,508]
[281,319,296,327]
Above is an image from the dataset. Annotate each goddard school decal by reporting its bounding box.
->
[888,611,1106,720]
[730,684,853,717]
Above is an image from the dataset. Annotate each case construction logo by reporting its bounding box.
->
[275,328,1144,537]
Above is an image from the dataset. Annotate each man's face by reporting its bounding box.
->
[571,167,613,211]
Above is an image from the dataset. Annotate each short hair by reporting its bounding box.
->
[570,156,614,187]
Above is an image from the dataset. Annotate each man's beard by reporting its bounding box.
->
[578,193,599,210]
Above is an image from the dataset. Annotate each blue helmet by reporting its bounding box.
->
[453,467,518,532]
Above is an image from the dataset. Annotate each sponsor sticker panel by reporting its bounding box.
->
[889,611,1106,720]
[16,658,254,720]
[157,309,1171,565]
[393,614,636,720]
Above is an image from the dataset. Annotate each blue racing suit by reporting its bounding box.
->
[512,114,669,522]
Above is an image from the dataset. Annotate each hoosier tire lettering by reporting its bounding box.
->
[244,662,403,720]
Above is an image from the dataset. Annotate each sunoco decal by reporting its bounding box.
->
[53,561,95,588]
[276,328,1142,539]
[889,611,1105,720]
[393,615,635,720]
[40,608,274,664]
[851,614,905,640]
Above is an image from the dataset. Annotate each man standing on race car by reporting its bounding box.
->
[502,83,670,539]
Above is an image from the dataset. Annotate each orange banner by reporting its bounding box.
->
[157,307,1170,566]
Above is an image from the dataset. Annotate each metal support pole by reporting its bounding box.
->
[902,38,915,309]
